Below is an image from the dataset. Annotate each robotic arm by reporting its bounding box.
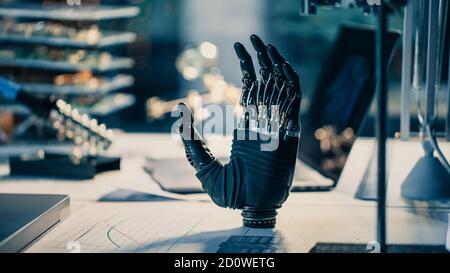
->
[176,35,302,228]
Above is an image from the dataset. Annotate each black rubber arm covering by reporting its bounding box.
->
[195,129,298,209]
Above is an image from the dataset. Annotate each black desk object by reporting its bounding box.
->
[9,152,120,179]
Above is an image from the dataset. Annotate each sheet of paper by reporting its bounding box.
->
[27,202,247,253]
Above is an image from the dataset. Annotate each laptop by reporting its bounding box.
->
[291,25,400,191]
[0,193,70,252]
[144,26,400,194]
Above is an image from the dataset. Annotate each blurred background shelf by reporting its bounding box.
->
[0,104,29,115]
[0,57,135,73]
[21,74,134,96]
[0,4,140,21]
[81,93,136,117]
[0,2,140,142]
[0,31,137,49]
[0,93,136,117]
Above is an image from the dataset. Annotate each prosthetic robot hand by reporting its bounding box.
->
[177,35,302,228]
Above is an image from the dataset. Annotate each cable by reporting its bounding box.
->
[426,123,450,173]
[413,0,450,175]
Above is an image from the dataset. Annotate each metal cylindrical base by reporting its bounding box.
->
[241,207,278,228]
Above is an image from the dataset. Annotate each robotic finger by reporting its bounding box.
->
[280,62,302,140]
[250,34,272,106]
[234,42,257,107]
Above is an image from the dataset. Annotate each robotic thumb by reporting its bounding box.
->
[176,103,216,172]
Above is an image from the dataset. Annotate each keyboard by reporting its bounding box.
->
[217,236,287,253]
[309,243,449,253]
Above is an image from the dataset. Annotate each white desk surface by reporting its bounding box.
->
[0,133,449,253]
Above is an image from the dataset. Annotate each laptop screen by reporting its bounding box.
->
[298,26,400,182]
